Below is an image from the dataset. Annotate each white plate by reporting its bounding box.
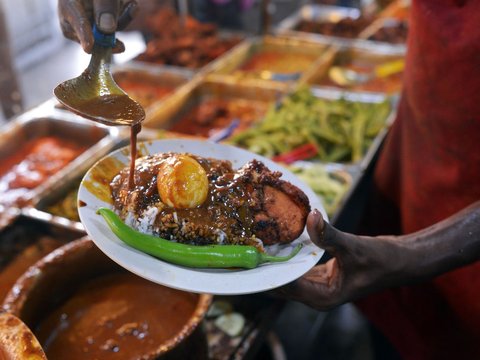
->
[78,139,326,295]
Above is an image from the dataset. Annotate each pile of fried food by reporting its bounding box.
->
[110,153,310,249]
[136,8,241,69]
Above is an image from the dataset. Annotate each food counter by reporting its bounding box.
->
[0,1,408,358]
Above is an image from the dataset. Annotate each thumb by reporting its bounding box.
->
[94,0,121,34]
[306,209,353,256]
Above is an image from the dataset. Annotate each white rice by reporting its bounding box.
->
[136,205,160,235]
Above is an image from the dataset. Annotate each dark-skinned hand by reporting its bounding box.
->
[274,209,408,310]
[58,0,138,53]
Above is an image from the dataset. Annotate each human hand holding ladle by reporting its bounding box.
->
[55,0,144,126]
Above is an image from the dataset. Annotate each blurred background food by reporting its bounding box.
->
[135,8,242,69]
[297,16,373,38]
[229,86,391,163]
[286,162,352,217]
[367,19,408,43]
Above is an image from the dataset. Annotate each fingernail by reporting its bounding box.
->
[127,2,139,17]
[99,13,116,33]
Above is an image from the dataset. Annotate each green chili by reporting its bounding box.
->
[97,208,303,269]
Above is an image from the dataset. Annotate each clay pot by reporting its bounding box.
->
[2,238,212,360]
[0,311,46,360]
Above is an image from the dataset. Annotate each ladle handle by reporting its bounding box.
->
[93,24,116,47]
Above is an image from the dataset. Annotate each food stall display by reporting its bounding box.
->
[229,87,392,164]
[112,63,193,109]
[0,115,113,208]
[142,78,283,138]
[208,36,328,86]
[0,1,409,358]
[276,3,408,50]
[168,98,268,138]
[0,137,86,207]
[135,8,242,69]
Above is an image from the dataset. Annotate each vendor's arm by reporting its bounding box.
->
[276,200,480,310]
[58,0,138,53]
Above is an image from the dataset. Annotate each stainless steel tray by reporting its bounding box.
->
[141,77,285,137]
[134,30,244,73]
[0,109,117,213]
[112,61,194,117]
[359,17,408,48]
[206,36,329,88]
[305,44,405,94]
[276,4,406,53]
[228,86,397,170]
[275,5,366,45]
[29,175,85,232]
[310,87,398,170]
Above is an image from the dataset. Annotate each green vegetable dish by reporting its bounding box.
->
[229,87,391,163]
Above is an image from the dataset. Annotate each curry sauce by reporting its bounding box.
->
[35,273,198,360]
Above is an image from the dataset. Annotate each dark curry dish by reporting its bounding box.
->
[110,153,310,248]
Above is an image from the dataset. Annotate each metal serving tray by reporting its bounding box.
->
[112,62,194,118]
[276,5,365,45]
[228,86,396,171]
[305,44,405,94]
[359,17,408,48]
[29,175,85,232]
[134,30,244,73]
[310,87,398,170]
[276,4,406,53]
[0,110,116,214]
[206,36,329,88]
[141,77,286,136]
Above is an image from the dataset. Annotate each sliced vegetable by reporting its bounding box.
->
[230,87,391,163]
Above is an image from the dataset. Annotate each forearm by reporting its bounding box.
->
[399,200,480,281]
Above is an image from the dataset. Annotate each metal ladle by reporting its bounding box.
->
[54,26,145,126]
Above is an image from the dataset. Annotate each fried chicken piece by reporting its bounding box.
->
[234,160,310,245]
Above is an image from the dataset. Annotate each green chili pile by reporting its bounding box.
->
[97,208,303,269]
[229,86,391,163]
